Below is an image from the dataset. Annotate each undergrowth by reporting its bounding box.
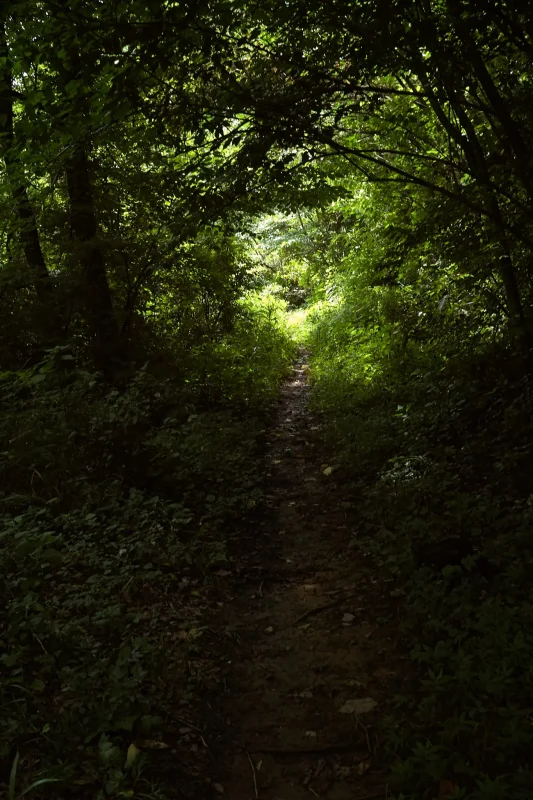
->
[0,296,294,799]
[306,304,533,800]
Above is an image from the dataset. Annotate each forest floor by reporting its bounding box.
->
[201,350,403,800]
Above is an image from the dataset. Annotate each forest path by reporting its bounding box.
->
[210,349,400,800]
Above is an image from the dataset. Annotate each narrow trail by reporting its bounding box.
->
[211,350,401,800]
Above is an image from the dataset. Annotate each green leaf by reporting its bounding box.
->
[124,743,140,770]
[15,540,36,559]
[8,751,19,800]
[41,549,64,565]
[19,778,62,798]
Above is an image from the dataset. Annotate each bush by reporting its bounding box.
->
[0,299,294,797]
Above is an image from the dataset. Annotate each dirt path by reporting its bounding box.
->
[211,350,400,800]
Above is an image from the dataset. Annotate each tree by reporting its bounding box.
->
[0,12,54,310]
[217,0,533,338]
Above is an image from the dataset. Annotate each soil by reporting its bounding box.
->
[202,350,402,800]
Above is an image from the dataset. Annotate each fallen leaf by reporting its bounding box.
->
[339,697,378,715]
[438,780,457,798]
[265,625,274,633]
[342,613,355,623]
[305,730,317,738]
[213,783,225,794]
[322,466,333,476]
[138,740,170,750]
[357,759,372,775]
[336,765,352,779]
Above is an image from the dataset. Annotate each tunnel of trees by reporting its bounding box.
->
[2,1,533,798]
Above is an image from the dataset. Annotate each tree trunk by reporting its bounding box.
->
[65,144,119,352]
[0,19,54,306]
[58,34,120,364]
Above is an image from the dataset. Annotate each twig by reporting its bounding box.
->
[33,632,48,654]
[294,599,342,625]
[309,789,319,799]
[175,715,211,752]
[247,741,365,756]
[355,715,372,753]
[259,580,263,599]
[246,750,259,799]
[175,716,204,735]
[293,591,358,625]
[326,586,356,596]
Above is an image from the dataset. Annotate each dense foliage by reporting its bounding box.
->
[269,190,533,798]
[2,0,533,798]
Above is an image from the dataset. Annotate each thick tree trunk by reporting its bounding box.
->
[59,34,120,365]
[65,145,119,351]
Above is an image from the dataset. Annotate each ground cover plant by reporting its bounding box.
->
[0,299,294,798]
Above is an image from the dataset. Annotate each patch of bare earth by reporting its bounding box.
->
[206,350,401,799]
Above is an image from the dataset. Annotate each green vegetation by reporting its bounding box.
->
[1,296,293,798]
[276,192,533,798]
[2,0,533,797]
[265,187,533,797]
